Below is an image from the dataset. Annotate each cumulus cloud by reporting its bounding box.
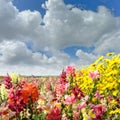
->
[0,0,119,49]
[0,0,42,41]
[75,49,97,66]
[0,40,70,67]
[93,30,120,54]
[0,0,120,75]
[40,0,118,49]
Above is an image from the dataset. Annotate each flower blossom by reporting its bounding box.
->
[90,104,106,119]
[8,88,26,113]
[46,106,61,120]
[64,94,76,105]
[55,82,69,95]
[95,90,103,99]
[4,75,12,89]
[89,70,100,80]
[60,71,67,84]
[66,66,75,77]
[72,86,84,100]
[22,83,39,103]
[8,82,39,113]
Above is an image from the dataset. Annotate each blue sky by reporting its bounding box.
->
[13,0,120,16]
[0,0,120,75]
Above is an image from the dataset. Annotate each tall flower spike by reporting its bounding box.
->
[4,75,13,89]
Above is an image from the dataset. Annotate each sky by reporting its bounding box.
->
[0,0,120,76]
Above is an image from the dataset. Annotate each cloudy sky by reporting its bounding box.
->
[0,0,120,75]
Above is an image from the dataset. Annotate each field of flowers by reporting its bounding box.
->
[0,53,120,120]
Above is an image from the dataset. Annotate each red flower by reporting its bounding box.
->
[72,86,84,99]
[46,106,61,120]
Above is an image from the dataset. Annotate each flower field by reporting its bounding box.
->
[0,53,120,120]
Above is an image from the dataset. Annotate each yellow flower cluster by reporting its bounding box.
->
[75,53,120,97]
[75,69,94,95]
[110,108,120,114]
[74,53,120,115]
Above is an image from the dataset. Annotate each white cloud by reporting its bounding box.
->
[75,49,97,66]
[0,0,42,41]
[0,0,120,75]
[40,1,117,49]
[0,40,70,75]
[93,29,120,54]
[0,40,70,66]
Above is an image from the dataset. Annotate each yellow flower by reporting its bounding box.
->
[0,84,7,100]
[94,56,104,65]
[106,52,115,56]
[81,108,89,120]
[10,73,21,83]
[112,90,119,96]
[54,102,61,109]
[109,100,117,108]
[88,109,96,119]
[110,109,120,114]
[92,97,97,103]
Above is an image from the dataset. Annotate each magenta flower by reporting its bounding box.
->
[4,75,13,89]
[8,88,25,113]
[89,70,100,80]
[90,104,106,118]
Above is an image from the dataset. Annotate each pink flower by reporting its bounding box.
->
[62,116,68,120]
[60,71,67,84]
[56,82,69,95]
[46,106,61,120]
[64,94,76,105]
[95,91,103,99]
[89,70,100,80]
[46,81,51,91]
[73,111,80,120]
[66,66,75,77]
[77,101,86,110]
[77,96,88,110]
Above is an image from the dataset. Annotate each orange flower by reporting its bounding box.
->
[22,83,39,104]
